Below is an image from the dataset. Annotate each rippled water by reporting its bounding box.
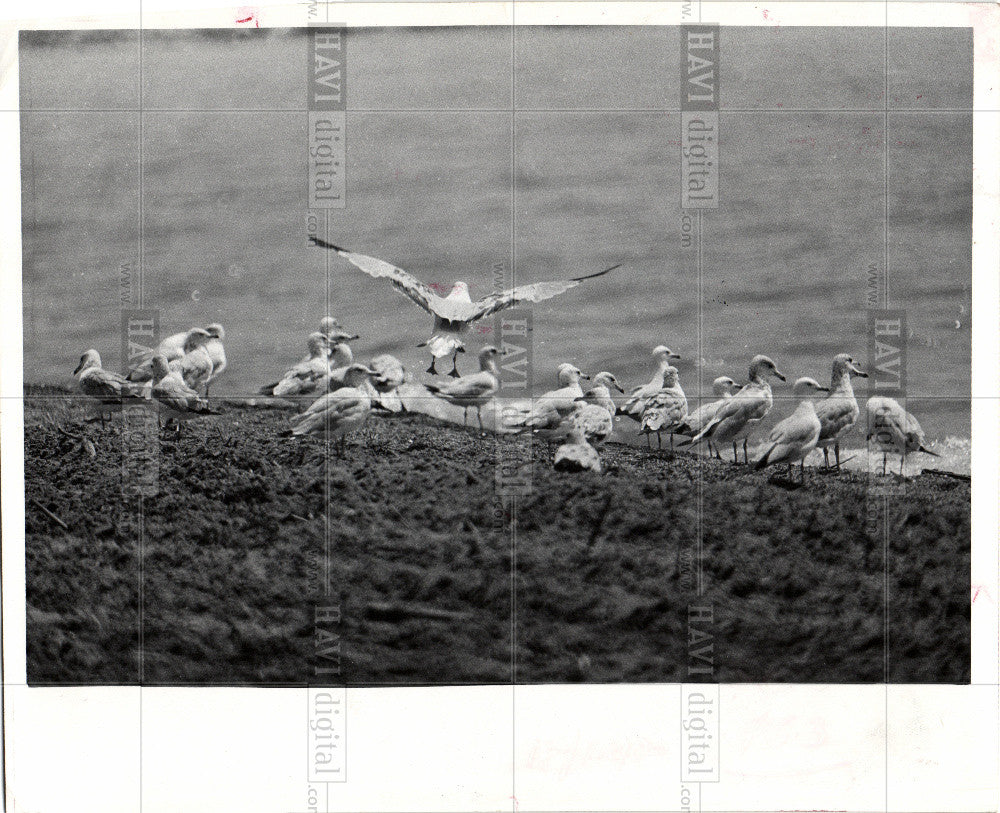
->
[21,27,972,452]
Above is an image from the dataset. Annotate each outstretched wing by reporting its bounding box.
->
[462,263,622,323]
[309,237,443,316]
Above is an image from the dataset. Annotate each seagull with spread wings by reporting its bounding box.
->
[309,236,622,377]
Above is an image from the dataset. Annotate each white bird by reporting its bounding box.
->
[363,354,408,412]
[619,345,683,422]
[866,396,940,475]
[73,349,146,427]
[127,326,209,383]
[815,353,868,469]
[286,364,378,452]
[567,374,617,440]
[675,375,740,458]
[553,426,602,474]
[639,365,687,450]
[309,236,621,376]
[150,355,219,428]
[168,329,215,392]
[753,377,829,481]
[203,323,227,397]
[523,364,590,431]
[681,355,786,463]
[424,346,501,429]
[261,332,331,397]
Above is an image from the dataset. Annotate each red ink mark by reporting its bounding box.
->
[916,95,923,99]
[510,796,519,811]
[776,103,783,107]
[236,6,259,27]
[475,325,493,335]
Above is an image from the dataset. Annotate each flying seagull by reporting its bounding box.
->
[309,236,622,376]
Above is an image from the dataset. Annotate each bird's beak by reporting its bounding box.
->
[574,396,585,402]
[852,365,868,378]
[774,370,787,382]
[72,360,84,375]
[669,352,681,360]
[581,374,591,381]
[817,385,830,392]
[615,383,625,394]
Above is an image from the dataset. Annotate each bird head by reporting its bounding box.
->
[749,354,786,382]
[73,349,101,376]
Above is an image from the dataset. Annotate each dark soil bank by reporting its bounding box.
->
[24,388,970,685]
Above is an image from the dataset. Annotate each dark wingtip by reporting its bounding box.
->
[571,262,623,282]
[308,235,348,253]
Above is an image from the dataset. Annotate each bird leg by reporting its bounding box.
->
[670,432,674,451]
[448,351,461,378]
[800,459,806,483]
[426,358,438,376]
[645,433,651,449]
[732,441,738,461]
[743,438,749,465]
[822,447,830,469]
[882,452,887,476]
[656,430,662,450]
[463,407,468,427]
[477,406,483,431]
[834,442,842,470]
[899,454,905,477]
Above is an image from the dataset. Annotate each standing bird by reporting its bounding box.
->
[638,365,688,450]
[570,373,623,446]
[286,364,379,452]
[167,329,215,392]
[680,355,786,463]
[202,323,227,397]
[364,354,408,412]
[73,349,146,427]
[150,355,219,430]
[553,426,602,474]
[815,353,868,470]
[866,396,940,475]
[619,345,683,422]
[523,364,591,432]
[753,377,829,482]
[308,236,621,376]
[424,346,501,429]
[260,332,331,397]
[126,326,208,383]
[675,375,740,458]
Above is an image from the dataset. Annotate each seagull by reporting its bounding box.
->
[815,353,868,470]
[308,236,621,376]
[73,349,146,427]
[638,365,687,450]
[569,373,623,446]
[618,345,683,422]
[679,355,786,463]
[285,364,379,453]
[363,353,408,412]
[424,346,501,429]
[127,326,211,383]
[753,377,829,481]
[260,332,331,397]
[553,425,602,474]
[150,355,219,429]
[523,364,590,432]
[203,323,227,397]
[866,396,940,475]
[675,375,740,458]
[168,329,214,392]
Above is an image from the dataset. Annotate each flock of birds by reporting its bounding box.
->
[70,241,940,479]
